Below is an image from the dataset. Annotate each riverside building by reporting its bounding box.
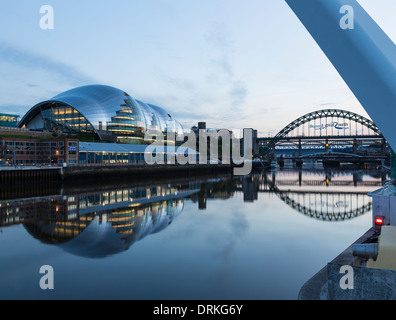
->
[0,137,79,167]
[18,85,184,144]
[0,85,201,167]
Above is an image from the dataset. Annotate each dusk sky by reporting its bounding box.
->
[1,0,396,136]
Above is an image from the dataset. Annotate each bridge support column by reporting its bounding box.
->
[381,139,387,157]
[285,0,396,156]
[298,139,302,157]
[353,139,358,155]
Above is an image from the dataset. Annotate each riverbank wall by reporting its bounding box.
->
[0,164,233,185]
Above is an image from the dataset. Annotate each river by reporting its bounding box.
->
[0,166,387,300]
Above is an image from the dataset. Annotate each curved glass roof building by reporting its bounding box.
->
[18,85,184,143]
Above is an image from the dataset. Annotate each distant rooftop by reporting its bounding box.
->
[79,142,199,155]
[0,113,19,118]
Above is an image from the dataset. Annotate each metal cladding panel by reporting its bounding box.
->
[136,100,159,131]
[148,104,184,136]
[285,0,396,151]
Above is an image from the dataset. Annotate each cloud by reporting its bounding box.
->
[129,24,252,131]
[205,24,235,79]
[0,41,97,115]
[205,21,235,51]
[0,104,29,116]
[315,101,336,107]
[205,24,249,110]
[0,41,95,86]
[230,80,248,106]
[209,56,234,78]
[161,76,196,92]
[26,83,40,88]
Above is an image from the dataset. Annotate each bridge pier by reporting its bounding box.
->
[295,158,303,168]
[353,173,358,187]
[353,139,358,155]
[298,139,302,157]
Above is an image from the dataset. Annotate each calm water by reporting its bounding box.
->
[0,166,387,300]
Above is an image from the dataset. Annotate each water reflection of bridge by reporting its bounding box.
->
[236,169,386,221]
[264,168,387,188]
[0,169,387,257]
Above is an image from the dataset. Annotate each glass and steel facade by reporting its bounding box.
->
[18,85,184,143]
[40,103,96,135]
[0,113,19,128]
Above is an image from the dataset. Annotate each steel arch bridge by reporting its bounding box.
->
[257,109,386,156]
[275,109,380,139]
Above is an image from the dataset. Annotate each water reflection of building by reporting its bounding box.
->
[190,178,237,210]
[0,169,388,258]
[25,199,185,258]
[0,182,200,258]
[242,176,260,202]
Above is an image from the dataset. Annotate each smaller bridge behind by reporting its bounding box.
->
[256,109,390,161]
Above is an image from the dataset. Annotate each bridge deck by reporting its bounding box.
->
[257,135,384,141]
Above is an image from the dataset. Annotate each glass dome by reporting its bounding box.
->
[19,85,184,143]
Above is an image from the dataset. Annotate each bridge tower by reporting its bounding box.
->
[285,0,396,176]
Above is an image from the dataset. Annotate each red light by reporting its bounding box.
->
[375,216,385,226]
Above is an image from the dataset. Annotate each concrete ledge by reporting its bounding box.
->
[299,229,376,300]
[298,266,328,300]
[62,164,233,183]
[327,263,396,300]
